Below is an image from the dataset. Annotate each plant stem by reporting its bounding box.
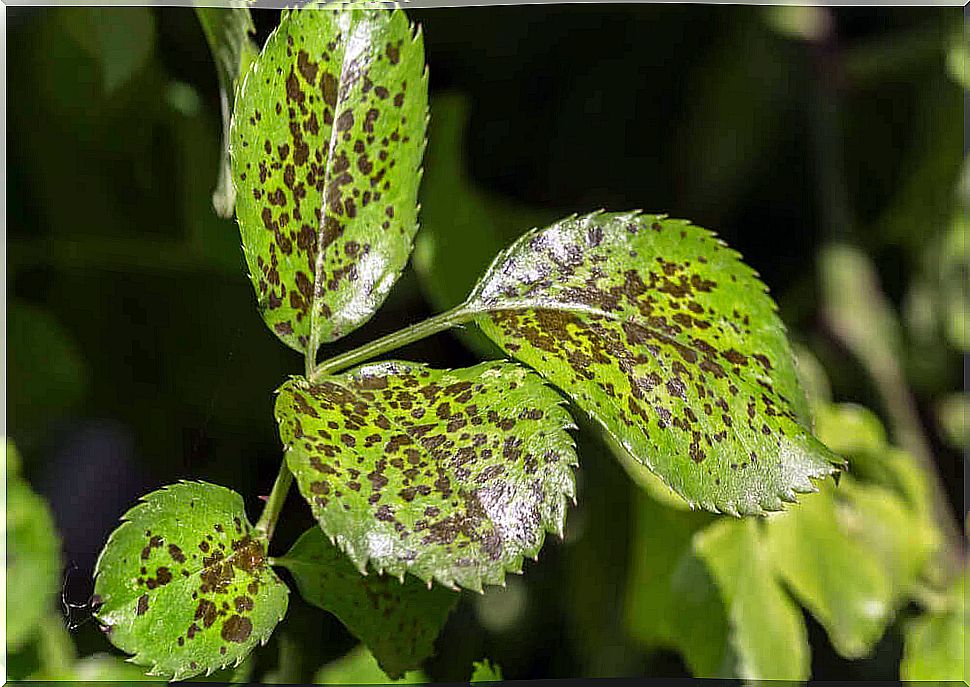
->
[255,462,294,541]
[310,302,477,379]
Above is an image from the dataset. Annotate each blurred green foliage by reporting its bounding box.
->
[6,3,965,683]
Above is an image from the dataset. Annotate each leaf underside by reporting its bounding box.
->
[276,360,577,591]
[196,5,258,218]
[93,482,289,680]
[470,211,842,514]
[280,527,458,678]
[231,6,427,351]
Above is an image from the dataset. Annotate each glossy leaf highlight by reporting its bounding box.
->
[277,360,577,590]
[231,6,427,352]
[93,482,289,680]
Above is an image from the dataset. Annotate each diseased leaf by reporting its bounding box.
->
[764,475,938,658]
[7,454,61,652]
[93,482,289,680]
[901,572,967,681]
[196,5,258,218]
[470,659,503,682]
[694,519,810,681]
[469,211,841,514]
[276,360,577,590]
[231,6,428,352]
[314,645,426,684]
[278,527,458,678]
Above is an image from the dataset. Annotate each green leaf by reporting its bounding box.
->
[278,527,457,678]
[59,8,156,94]
[93,482,289,680]
[314,645,427,684]
[812,403,887,458]
[196,5,258,218]
[470,658,503,682]
[231,6,428,352]
[8,299,88,437]
[694,518,810,681]
[7,464,61,652]
[469,211,842,514]
[901,572,967,681]
[624,489,729,676]
[763,476,938,658]
[276,360,577,591]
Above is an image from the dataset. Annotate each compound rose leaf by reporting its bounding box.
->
[468,211,843,514]
[93,482,289,680]
[231,6,427,353]
[276,360,577,591]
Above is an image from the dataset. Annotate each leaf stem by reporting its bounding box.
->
[255,462,294,542]
[310,302,477,379]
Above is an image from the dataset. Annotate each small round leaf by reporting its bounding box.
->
[93,482,289,680]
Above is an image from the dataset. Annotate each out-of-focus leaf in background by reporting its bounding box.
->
[7,301,89,441]
[764,476,937,659]
[694,518,810,682]
[6,440,62,653]
[624,490,728,676]
[900,570,967,681]
[59,7,156,95]
[314,645,427,684]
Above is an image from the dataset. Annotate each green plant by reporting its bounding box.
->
[71,5,959,684]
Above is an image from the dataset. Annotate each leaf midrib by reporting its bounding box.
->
[308,12,362,361]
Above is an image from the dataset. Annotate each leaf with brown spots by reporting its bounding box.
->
[276,360,577,591]
[278,527,458,678]
[93,482,289,680]
[231,6,427,354]
[468,211,843,514]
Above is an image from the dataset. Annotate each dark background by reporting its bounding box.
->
[7,4,965,681]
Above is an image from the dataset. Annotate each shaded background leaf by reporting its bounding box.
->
[278,527,458,678]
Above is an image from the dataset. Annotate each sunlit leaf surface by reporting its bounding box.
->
[694,518,810,681]
[279,527,457,678]
[93,482,288,680]
[231,6,427,351]
[470,211,841,513]
[277,360,577,590]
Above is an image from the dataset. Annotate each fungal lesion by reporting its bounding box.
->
[118,522,272,652]
[279,364,575,583]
